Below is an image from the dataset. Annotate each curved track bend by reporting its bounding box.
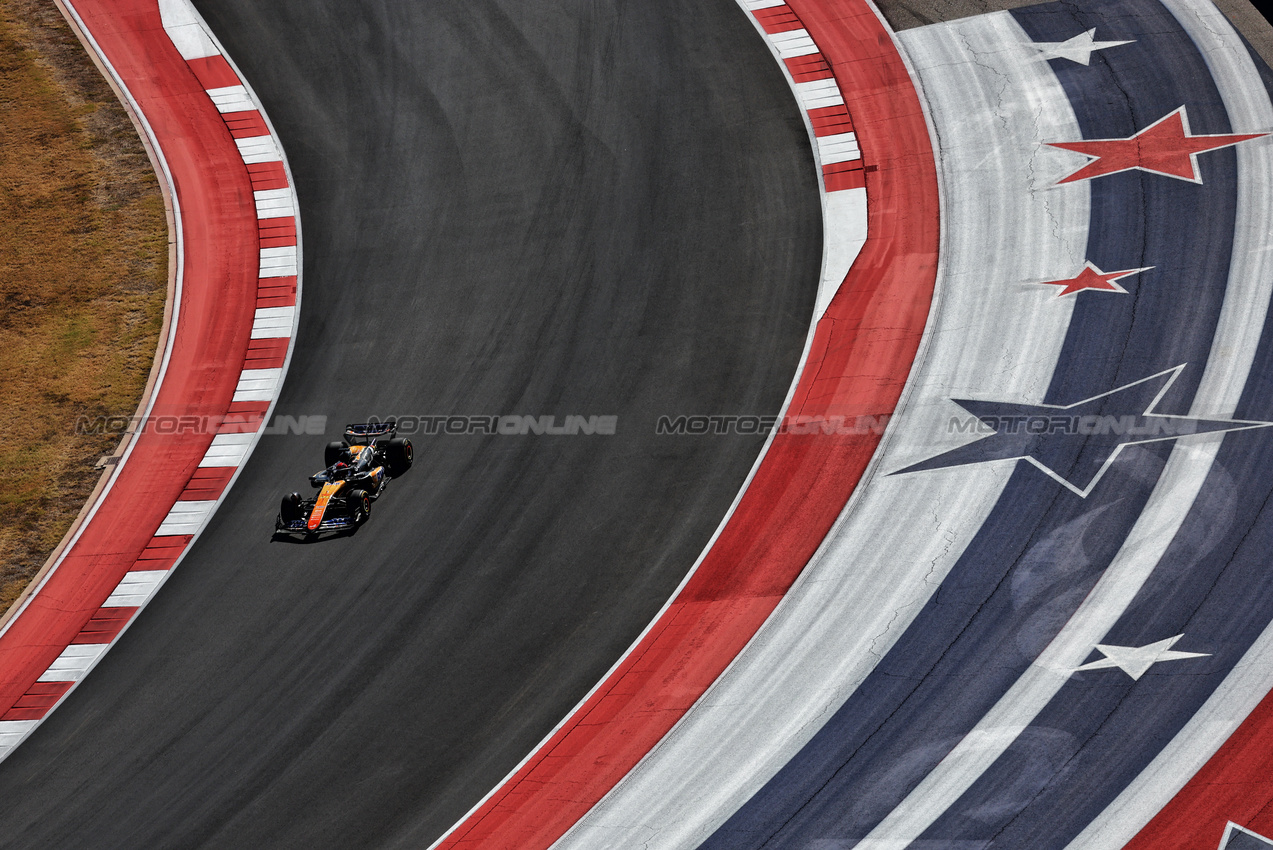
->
[0,1,821,848]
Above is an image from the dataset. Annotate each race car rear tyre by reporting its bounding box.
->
[279,492,303,524]
[348,489,371,525]
[325,441,349,467]
[386,438,413,476]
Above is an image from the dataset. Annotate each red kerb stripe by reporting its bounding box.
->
[259,216,297,248]
[71,607,139,645]
[257,275,298,308]
[222,109,269,138]
[0,681,74,721]
[823,160,867,191]
[754,5,802,33]
[133,535,193,570]
[246,161,288,190]
[808,104,854,135]
[785,54,833,82]
[220,402,270,433]
[179,466,236,501]
[245,337,289,369]
[185,54,238,90]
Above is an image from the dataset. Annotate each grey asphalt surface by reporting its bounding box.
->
[0,2,820,848]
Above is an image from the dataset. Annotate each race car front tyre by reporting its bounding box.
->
[280,492,303,524]
[348,489,371,525]
[386,438,413,476]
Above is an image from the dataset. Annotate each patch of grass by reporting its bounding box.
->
[0,0,168,613]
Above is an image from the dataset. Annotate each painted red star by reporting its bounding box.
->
[1048,106,1268,184]
[1038,262,1152,296]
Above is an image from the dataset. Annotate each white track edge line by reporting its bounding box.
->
[430,1,945,846]
[550,0,955,846]
[0,0,303,764]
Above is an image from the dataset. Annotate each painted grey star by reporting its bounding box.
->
[1030,29,1133,65]
[1074,635,1208,680]
[892,364,1273,497]
[1219,822,1273,849]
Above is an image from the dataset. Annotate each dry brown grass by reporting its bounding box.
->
[0,0,168,612]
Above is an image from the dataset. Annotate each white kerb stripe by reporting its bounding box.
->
[743,0,786,8]
[233,368,283,403]
[815,188,868,320]
[794,77,844,110]
[260,246,298,278]
[251,305,296,339]
[206,85,253,113]
[103,571,168,608]
[0,721,37,757]
[550,13,1088,850]
[254,189,294,219]
[817,132,861,164]
[235,135,282,164]
[199,432,255,467]
[38,644,109,683]
[156,500,217,535]
[158,0,218,59]
[769,29,819,58]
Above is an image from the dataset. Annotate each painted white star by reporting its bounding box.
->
[1219,821,1273,849]
[1073,634,1209,680]
[1030,29,1133,65]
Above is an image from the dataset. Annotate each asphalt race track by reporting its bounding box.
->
[0,1,821,847]
[9,0,1273,847]
[550,1,1273,848]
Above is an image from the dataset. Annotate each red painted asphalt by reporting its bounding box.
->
[0,0,260,720]
[1126,681,1273,849]
[435,1,940,847]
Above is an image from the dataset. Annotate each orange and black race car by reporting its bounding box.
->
[275,422,413,536]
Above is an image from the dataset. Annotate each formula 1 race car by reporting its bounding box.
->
[275,422,413,536]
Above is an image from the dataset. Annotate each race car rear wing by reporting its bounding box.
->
[343,421,398,444]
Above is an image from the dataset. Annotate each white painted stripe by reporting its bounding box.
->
[816,131,861,164]
[813,187,867,320]
[103,570,168,608]
[198,432,255,467]
[793,76,843,110]
[37,644,109,683]
[157,0,218,59]
[1064,1,1273,844]
[251,305,296,339]
[206,85,253,113]
[232,368,282,402]
[254,189,294,219]
[743,0,786,8]
[259,245,298,278]
[0,720,37,757]
[234,134,281,164]
[553,14,1089,849]
[862,5,1273,846]
[0,0,302,771]
[155,500,218,535]
[768,29,819,58]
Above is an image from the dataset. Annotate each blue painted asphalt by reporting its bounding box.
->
[700,0,1251,845]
